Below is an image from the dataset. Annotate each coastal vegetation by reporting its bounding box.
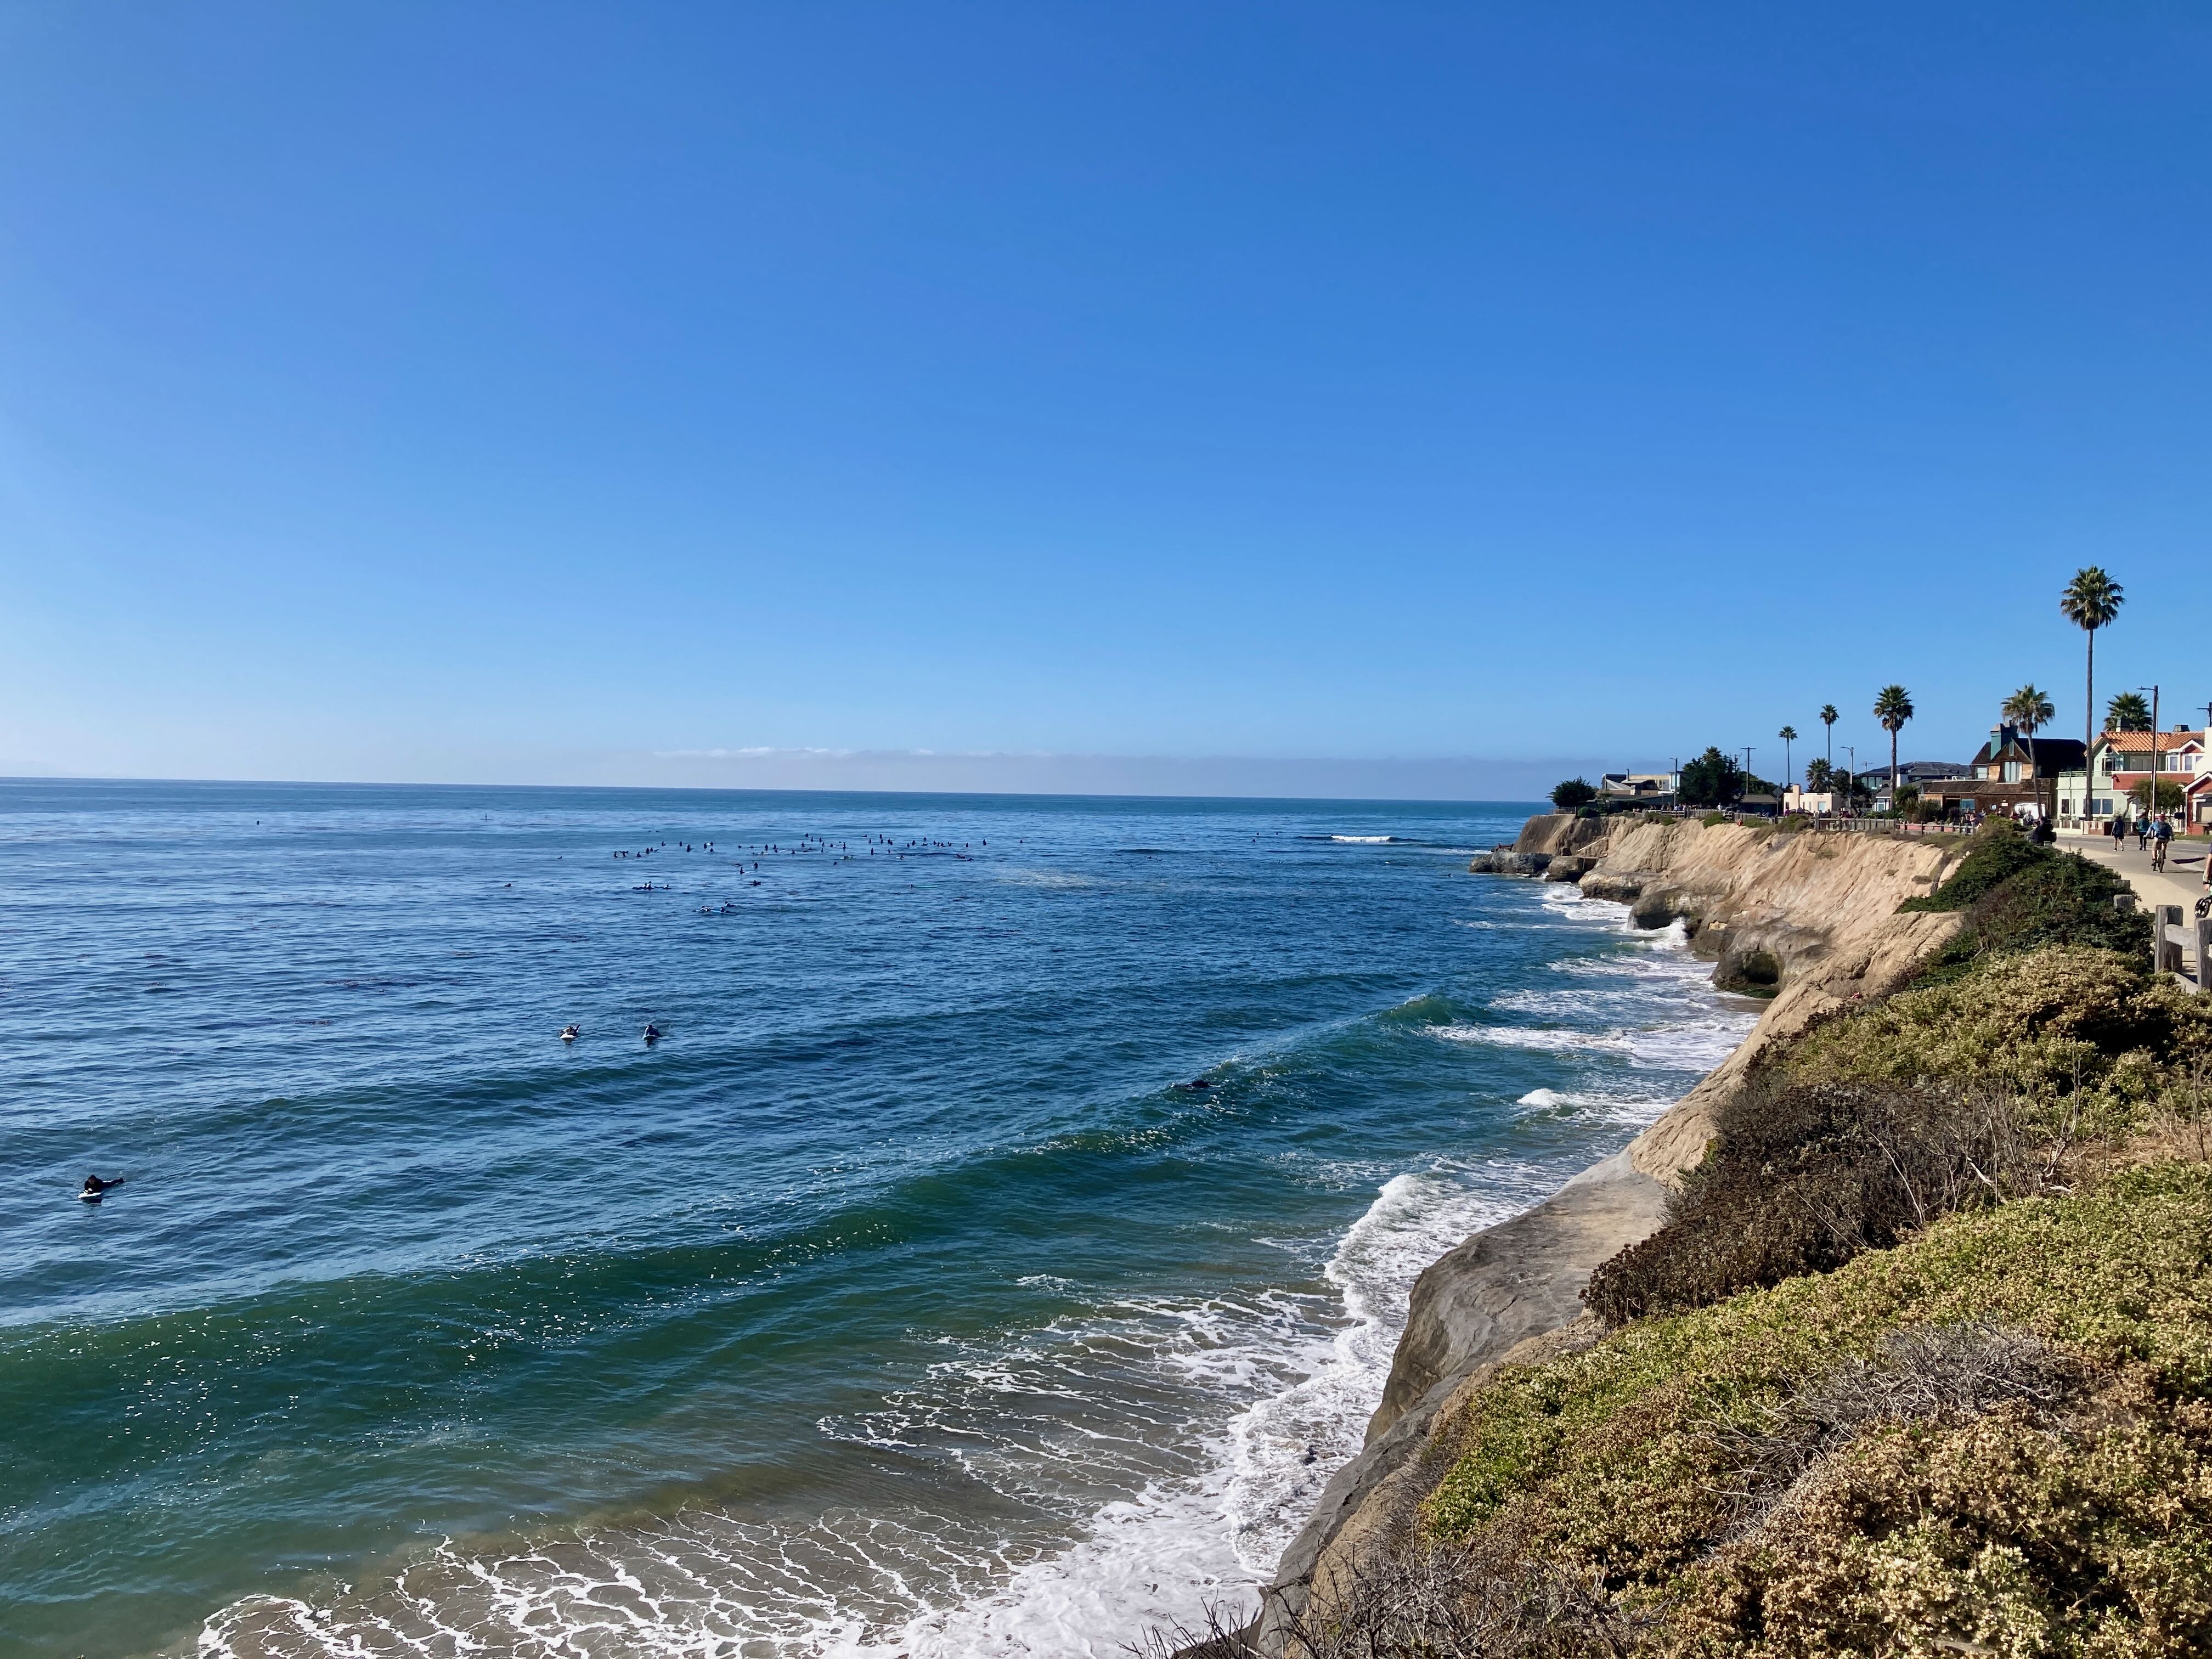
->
[1678,748,1745,809]
[1206,818,2212,1659]
[2062,566,2125,761]
[1873,683,1914,789]
[1551,777,1599,811]
[2005,682,2057,820]
[2107,690,2153,732]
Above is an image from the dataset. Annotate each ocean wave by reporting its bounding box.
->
[199,1161,1539,1659]
[1429,1017,1750,1071]
[1514,1086,1675,1127]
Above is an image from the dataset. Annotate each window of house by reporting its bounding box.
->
[2002,761,2022,782]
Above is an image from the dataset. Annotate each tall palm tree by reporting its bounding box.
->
[2061,567,2124,764]
[1820,704,1838,769]
[1779,725,1798,793]
[2002,683,2056,820]
[1874,685,1914,797]
[2105,691,2152,731]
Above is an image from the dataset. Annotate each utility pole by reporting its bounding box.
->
[2142,685,2162,819]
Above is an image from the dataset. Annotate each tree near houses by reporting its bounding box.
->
[2003,683,2056,820]
[2061,567,2125,763]
[1779,726,1798,792]
[1819,703,1839,769]
[1678,747,1745,809]
[1803,757,1836,793]
[1874,685,1914,794]
[2106,691,2152,731]
[1550,777,1598,811]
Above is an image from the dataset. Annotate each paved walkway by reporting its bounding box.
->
[2058,830,2207,915]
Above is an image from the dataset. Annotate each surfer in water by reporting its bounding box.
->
[560,1024,582,1042]
[642,1023,664,1043]
[80,1175,122,1203]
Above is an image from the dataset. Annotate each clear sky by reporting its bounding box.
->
[3,4,2208,796]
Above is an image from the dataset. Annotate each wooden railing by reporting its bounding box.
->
[2154,902,2212,994]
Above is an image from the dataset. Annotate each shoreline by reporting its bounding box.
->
[1246,814,1970,1648]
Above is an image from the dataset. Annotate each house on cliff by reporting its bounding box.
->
[1924,726,2081,820]
[2054,727,2211,827]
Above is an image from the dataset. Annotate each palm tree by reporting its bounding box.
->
[2061,567,2124,764]
[1874,685,1914,797]
[2002,683,2056,821]
[1779,726,1798,793]
[1820,704,1839,769]
[2106,691,2152,731]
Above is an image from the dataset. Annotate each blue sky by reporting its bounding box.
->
[3,4,2208,796]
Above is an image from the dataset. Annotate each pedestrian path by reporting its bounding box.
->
[2059,830,2205,915]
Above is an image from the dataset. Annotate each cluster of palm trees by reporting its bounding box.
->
[1736,568,2128,822]
[1788,690,1914,803]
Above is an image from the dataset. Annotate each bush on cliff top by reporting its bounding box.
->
[1421,1164,2212,1658]
[1900,819,2146,974]
[1587,947,2212,1323]
[1583,1078,2047,1325]
[1781,944,2211,1132]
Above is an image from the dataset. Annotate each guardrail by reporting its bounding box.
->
[1806,817,1974,836]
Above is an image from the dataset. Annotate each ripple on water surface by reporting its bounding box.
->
[0,784,1755,1657]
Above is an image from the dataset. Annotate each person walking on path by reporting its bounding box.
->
[2138,815,2152,852]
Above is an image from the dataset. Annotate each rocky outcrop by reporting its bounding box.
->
[1514,814,1609,858]
[1248,820,1972,1651]
[1466,814,1611,876]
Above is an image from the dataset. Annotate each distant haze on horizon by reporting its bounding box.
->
[0,750,1622,804]
[4,4,2209,793]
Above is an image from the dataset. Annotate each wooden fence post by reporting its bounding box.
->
[2158,906,2184,975]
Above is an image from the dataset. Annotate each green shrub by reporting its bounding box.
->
[1899,820,2145,977]
[1550,777,1598,811]
[1584,1080,2040,1324]
[1589,946,2212,1325]
[1424,1165,2212,1657]
[1897,819,2047,913]
[1700,810,1730,828]
[1779,946,2208,1136]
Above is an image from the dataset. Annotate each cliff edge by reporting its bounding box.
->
[1252,820,1969,1648]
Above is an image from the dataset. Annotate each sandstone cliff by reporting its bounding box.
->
[1251,820,1970,1650]
[1465,814,1609,877]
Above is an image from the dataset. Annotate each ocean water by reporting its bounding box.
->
[0,783,1756,1659]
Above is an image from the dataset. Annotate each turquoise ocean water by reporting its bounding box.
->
[0,783,1753,1658]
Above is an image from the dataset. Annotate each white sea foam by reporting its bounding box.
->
[200,1165,1529,1659]
[1329,835,1396,843]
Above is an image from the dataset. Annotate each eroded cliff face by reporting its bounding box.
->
[1465,814,1610,877]
[1589,821,1967,1182]
[1249,821,1969,1651]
